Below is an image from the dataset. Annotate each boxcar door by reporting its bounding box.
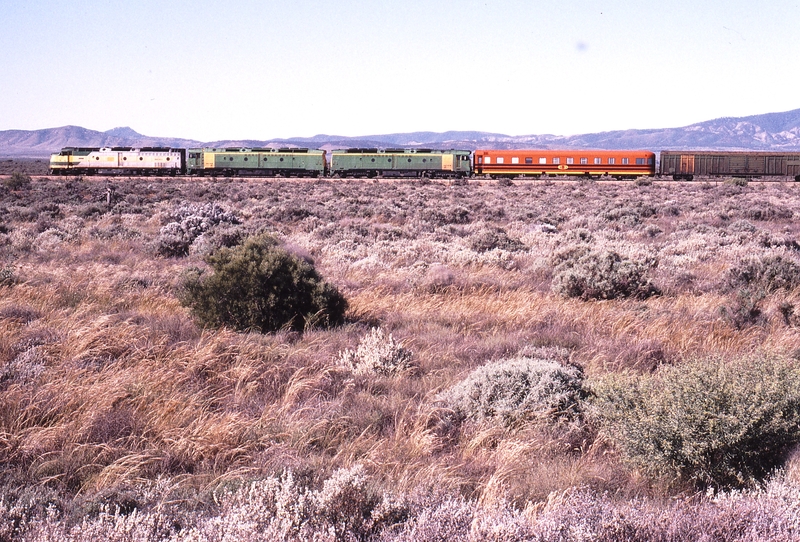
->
[680,155,695,174]
[788,156,800,178]
[766,155,784,175]
[729,154,747,174]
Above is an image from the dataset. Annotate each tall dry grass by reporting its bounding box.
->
[3,176,800,538]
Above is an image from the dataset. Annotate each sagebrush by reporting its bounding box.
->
[338,327,414,376]
[551,248,659,300]
[594,356,800,489]
[438,356,587,428]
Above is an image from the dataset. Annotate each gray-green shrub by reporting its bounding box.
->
[3,172,31,190]
[551,248,658,300]
[594,356,800,489]
[468,227,525,253]
[725,255,800,293]
[180,234,347,333]
[338,327,414,376]
[438,356,587,428]
[156,203,240,257]
[0,266,16,287]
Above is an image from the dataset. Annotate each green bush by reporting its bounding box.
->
[438,356,587,428]
[594,357,800,489]
[180,234,347,333]
[551,248,659,300]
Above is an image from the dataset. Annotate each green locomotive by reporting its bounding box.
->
[186,148,326,177]
[329,148,472,178]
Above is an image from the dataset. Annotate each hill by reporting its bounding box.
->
[2,108,800,156]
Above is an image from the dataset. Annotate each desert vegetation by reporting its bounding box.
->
[3,174,800,539]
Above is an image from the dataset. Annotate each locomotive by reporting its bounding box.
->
[48,146,800,182]
[330,148,471,178]
[49,147,184,176]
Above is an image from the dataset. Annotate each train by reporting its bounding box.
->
[48,146,800,182]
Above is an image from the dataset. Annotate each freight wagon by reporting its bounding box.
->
[49,147,184,175]
[659,151,800,182]
[186,148,326,177]
[329,148,472,178]
[473,149,656,179]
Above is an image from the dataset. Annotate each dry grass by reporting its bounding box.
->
[4,176,800,538]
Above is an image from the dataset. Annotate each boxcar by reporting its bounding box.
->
[49,147,185,175]
[659,151,800,181]
[186,148,326,177]
[473,149,656,179]
[329,148,472,178]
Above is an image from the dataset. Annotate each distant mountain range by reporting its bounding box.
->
[3,108,800,157]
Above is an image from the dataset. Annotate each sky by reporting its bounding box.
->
[1,0,799,140]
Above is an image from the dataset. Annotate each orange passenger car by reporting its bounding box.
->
[473,149,656,179]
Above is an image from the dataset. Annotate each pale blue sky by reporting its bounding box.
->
[1,0,798,140]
